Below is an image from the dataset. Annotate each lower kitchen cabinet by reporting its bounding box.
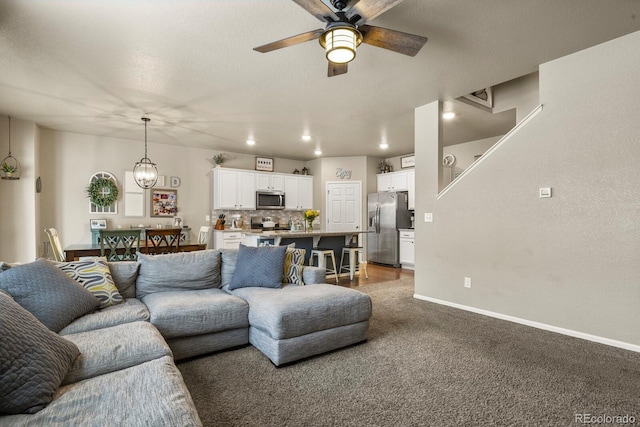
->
[399,229,414,269]
[213,231,243,250]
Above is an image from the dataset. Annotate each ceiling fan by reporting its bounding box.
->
[253,0,428,77]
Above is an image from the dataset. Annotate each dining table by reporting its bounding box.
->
[64,242,207,262]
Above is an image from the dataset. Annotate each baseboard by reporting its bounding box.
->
[413,293,640,353]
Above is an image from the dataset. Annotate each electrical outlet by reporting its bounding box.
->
[464,277,471,288]
[424,213,433,222]
[205,215,210,222]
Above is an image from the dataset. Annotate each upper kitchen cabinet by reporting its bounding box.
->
[377,170,409,192]
[213,168,256,210]
[284,175,314,210]
[378,169,415,210]
[255,173,285,191]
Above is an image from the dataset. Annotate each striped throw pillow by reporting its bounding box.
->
[283,247,306,286]
[55,258,123,308]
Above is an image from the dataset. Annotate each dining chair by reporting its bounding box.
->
[99,229,141,261]
[44,228,65,262]
[197,226,211,245]
[143,228,181,255]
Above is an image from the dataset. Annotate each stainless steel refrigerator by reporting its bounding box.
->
[366,191,411,267]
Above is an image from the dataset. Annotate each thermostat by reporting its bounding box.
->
[539,187,552,198]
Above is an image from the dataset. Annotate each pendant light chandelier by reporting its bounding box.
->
[133,117,158,189]
[1,115,21,180]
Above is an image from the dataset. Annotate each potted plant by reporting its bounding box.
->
[212,153,226,167]
[1,162,17,177]
[303,209,320,232]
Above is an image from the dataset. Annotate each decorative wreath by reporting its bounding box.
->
[87,177,119,207]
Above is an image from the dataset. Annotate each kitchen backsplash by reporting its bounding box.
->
[211,209,309,228]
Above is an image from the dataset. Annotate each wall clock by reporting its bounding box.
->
[443,154,456,167]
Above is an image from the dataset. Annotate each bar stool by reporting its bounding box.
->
[339,247,369,280]
[310,248,339,284]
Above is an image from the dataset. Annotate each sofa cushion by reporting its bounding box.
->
[142,289,249,339]
[282,247,306,285]
[136,250,222,298]
[0,258,100,332]
[0,290,80,415]
[228,244,287,290]
[59,298,150,335]
[62,321,172,385]
[54,258,123,309]
[107,261,139,299]
[0,356,202,426]
[220,248,239,289]
[230,283,372,340]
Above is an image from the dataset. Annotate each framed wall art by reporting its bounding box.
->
[90,219,108,230]
[256,157,274,172]
[401,155,415,169]
[151,189,178,217]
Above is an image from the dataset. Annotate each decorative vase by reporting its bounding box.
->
[306,220,313,232]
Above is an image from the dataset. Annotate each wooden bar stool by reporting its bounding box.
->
[310,248,339,284]
[339,247,368,280]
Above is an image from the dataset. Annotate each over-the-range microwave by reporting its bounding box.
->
[256,190,285,210]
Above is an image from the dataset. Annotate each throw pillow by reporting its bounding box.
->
[135,250,222,298]
[0,258,100,332]
[55,257,123,309]
[228,244,287,290]
[220,249,239,289]
[283,247,306,285]
[0,291,80,415]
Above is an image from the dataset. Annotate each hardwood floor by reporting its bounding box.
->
[337,263,414,288]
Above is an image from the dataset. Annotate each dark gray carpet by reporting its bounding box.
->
[177,278,640,426]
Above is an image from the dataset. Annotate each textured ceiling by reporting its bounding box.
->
[0,0,639,160]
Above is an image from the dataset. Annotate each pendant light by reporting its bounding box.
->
[133,117,158,189]
[1,115,21,180]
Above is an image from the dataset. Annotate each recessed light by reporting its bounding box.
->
[314,149,322,155]
[246,139,256,145]
[443,112,456,120]
[379,143,389,149]
[301,135,312,142]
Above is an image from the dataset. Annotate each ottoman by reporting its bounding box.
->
[230,283,372,366]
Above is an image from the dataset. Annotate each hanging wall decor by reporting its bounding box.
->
[1,115,21,180]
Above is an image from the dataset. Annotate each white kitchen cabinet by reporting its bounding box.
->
[407,170,415,210]
[213,230,243,250]
[284,175,314,210]
[213,168,256,210]
[255,173,285,191]
[399,229,415,269]
[377,170,409,192]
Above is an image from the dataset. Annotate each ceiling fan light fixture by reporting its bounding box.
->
[319,24,362,64]
[133,117,158,189]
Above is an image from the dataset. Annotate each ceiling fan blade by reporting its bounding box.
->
[328,62,348,77]
[360,24,427,56]
[346,0,405,24]
[254,29,324,53]
[292,0,338,22]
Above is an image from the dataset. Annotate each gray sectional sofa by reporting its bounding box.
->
[0,246,372,425]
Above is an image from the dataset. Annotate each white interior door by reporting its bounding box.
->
[326,181,362,233]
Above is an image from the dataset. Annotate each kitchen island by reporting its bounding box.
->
[242,229,368,267]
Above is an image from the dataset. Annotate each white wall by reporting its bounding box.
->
[0,118,39,262]
[414,31,640,347]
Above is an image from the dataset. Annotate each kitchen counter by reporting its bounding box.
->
[242,229,369,266]
[242,229,369,238]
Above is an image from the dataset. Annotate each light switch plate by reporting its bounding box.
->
[424,213,433,222]
[539,187,552,198]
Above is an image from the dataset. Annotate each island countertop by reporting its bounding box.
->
[242,229,369,238]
